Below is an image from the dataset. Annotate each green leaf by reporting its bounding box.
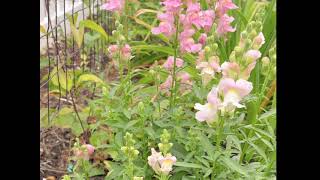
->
[124,120,140,131]
[247,141,268,162]
[77,74,104,86]
[221,156,249,176]
[50,65,74,92]
[199,134,215,158]
[80,20,109,41]
[174,162,204,169]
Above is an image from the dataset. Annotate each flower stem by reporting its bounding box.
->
[169,16,180,116]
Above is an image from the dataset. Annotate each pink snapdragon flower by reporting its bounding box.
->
[101,0,124,12]
[218,78,253,112]
[158,154,177,175]
[196,57,221,85]
[198,33,207,45]
[198,10,215,32]
[148,148,177,175]
[221,60,258,80]
[194,87,220,123]
[158,12,175,24]
[74,144,95,160]
[217,14,236,36]
[152,21,176,37]
[215,0,238,17]
[245,50,261,63]
[122,44,132,59]
[177,72,192,85]
[148,148,163,174]
[253,32,265,49]
[163,56,184,70]
[160,75,173,90]
[161,0,183,14]
[180,38,202,53]
[221,61,241,79]
[108,44,132,60]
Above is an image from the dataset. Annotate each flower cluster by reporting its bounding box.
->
[223,6,266,80]
[215,0,238,37]
[195,78,253,124]
[152,0,224,54]
[160,56,192,95]
[148,129,176,176]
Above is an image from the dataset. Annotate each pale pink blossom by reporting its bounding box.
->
[196,57,221,85]
[215,0,238,17]
[198,33,207,46]
[194,87,220,123]
[217,14,236,37]
[148,148,162,174]
[221,61,240,79]
[108,45,118,54]
[177,72,192,85]
[157,12,175,24]
[180,38,202,53]
[101,0,124,12]
[152,21,176,37]
[253,32,265,49]
[122,44,132,59]
[158,154,177,175]
[162,56,184,70]
[148,148,176,175]
[160,75,173,90]
[75,144,95,160]
[218,78,253,111]
[245,50,261,63]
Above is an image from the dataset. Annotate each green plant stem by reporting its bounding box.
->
[159,174,170,180]
[169,16,180,116]
[216,116,225,151]
[124,0,129,41]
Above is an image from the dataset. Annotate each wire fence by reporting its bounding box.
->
[40,0,113,126]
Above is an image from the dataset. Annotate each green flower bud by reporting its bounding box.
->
[212,43,218,51]
[115,20,120,27]
[229,51,236,62]
[241,31,248,39]
[204,46,211,53]
[244,39,252,50]
[262,57,270,66]
[249,30,257,40]
[235,46,243,57]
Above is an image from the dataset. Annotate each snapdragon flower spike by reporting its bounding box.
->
[162,56,184,70]
[215,0,238,17]
[217,14,236,37]
[218,78,253,112]
[148,148,162,174]
[101,0,124,12]
[194,87,220,124]
[245,50,261,64]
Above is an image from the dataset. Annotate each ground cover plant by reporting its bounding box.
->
[40,0,276,179]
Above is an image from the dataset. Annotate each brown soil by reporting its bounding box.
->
[40,127,74,179]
